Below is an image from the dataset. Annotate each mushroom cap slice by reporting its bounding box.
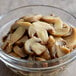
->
[23,14,42,22]
[55,37,66,46]
[56,45,70,57]
[41,16,63,29]
[13,46,26,57]
[40,50,51,60]
[28,21,54,43]
[10,26,25,45]
[63,27,76,49]
[28,21,54,37]
[24,37,41,54]
[37,29,49,44]
[11,22,32,31]
[31,43,47,55]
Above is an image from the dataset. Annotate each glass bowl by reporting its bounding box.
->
[0,5,76,76]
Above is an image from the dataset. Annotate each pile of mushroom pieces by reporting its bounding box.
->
[1,14,76,62]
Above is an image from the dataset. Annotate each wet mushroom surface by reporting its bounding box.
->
[1,14,76,64]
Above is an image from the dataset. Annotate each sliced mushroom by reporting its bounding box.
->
[50,44,57,58]
[60,46,70,54]
[10,26,25,45]
[11,22,31,31]
[56,45,65,57]
[29,21,54,43]
[13,46,25,57]
[56,45,70,57]
[9,52,20,58]
[41,16,63,29]
[24,37,41,54]
[52,23,71,36]
[31,43,47,55]
[47,36,55,48]
[16,22,32,29]
[42,16,71,36]
[63,27,76,49]
[55,37,66,46]
[40,50,51,60]
[1,41,9,50]
[16,36,28,44]
[37,29,49,44]
[23,14,42,22]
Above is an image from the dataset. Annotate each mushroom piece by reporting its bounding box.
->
[37,29,49,44]
[16,36,28,44]
[55,37,66,46]
[28,21,54,43]
[42,16,71,36]
[52,23,71,36]
[13,46,26,57]
[11,22,32,32]
[9,52,20,58]
[63,27,76,49]
[56,45,70,57]
[31,43,47,55]
[40,50,51,60]
[24,37,41,54]
[10,26,25,45]
[41,16,63,29]
[23,14,42,22]
[47,36,55,47]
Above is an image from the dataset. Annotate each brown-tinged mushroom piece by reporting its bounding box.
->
[5,45,13,53]
[56,45,70,57]
[13,46,26,57]
[10,26,25,45]
[40,50,51,60]
[63,27,76,50]
[9,52,20,58]
[23,14,42,22]
[29,21,54,43]
[16,36,28,45]
[42,16,71,36]
[24,37,41,54]
[55,37,66,46]
[1,34,12,53]
[11,21,32,32]
[31,43,47,55]
[41,16,63,29]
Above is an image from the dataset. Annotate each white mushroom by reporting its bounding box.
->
[40,50,51,60]
[41,16,63,29]
[29,21,54,43]
[37,29,49,44]
[42,16,71,36]
[63,27,76,49]
[31,43,47,55]
[10,26,25,45]
[23,14,42,22]
[24,37,41,54]
[56,45,70,57]
[52,23,71,36]
[13,46,25,57]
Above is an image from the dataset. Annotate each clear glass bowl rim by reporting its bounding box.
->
[0,5,76,71]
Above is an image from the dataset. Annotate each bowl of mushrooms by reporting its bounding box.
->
[0,5,76,76]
